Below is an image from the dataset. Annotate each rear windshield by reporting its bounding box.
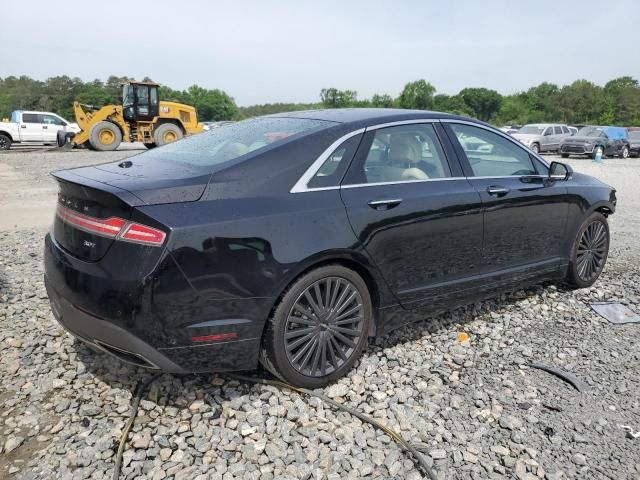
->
[143,117,333,167]
[519,126,545,135]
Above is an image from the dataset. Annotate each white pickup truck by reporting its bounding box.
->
[0,110,80,150]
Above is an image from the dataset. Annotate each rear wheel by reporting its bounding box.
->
[89,121,122,151]
[261,265,372,388]
[144,142,157,149]
[0,133,11,150]
[154,123,183,146]
[561,153,570,158]
[565,212,609,288]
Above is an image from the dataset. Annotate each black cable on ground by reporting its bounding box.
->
[229,373,438,480]
[113,373,161,480]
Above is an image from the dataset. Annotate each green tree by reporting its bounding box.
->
[371,94,394,108]
[602,76,640,125]
[397,79,435,110]
[184,85,237,120]
[557,80,604,124]
[320,88,358,108]
[433,94,472,115]
[459,88,502,121]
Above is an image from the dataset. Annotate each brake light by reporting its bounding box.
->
[56,204,166,247]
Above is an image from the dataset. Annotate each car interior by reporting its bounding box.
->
[362,127,451,183]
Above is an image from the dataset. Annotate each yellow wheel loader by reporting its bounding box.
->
[61,81,204,151]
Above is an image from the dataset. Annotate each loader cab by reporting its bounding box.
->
[122,82,159,122]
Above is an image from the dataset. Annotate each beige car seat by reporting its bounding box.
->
[388,134,428,180]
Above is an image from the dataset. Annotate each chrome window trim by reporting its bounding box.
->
[289,128,365,193]
[440,118,551,168]
[364,118,439,131]
[290,118,556,194]
[289,119,439,193]
[341,177,467,189]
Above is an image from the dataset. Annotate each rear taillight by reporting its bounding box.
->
[56,204,166,247]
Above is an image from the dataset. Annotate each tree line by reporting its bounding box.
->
[2,75,639,126]
[316,77,640,126]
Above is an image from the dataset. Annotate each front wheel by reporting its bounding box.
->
[261,265,372,388]
[565,212,609,288]
[530,143,540,154]
[0,133,11,150]
[620,146,629,159]
[592,146,604,160]
[89,121,122,151]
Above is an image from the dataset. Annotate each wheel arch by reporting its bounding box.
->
[0,129,15,140]
[261,250,385,341]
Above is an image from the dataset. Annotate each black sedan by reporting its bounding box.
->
[44,109,616,387]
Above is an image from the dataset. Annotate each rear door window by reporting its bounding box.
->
[343,123,452,185]
[22,113,41,123]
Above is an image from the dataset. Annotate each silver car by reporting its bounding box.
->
[512,123,573,154]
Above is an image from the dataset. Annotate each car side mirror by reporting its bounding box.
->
[549,161,572,181]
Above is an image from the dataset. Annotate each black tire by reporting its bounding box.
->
[620,146,629,159]
[261,265,373,388]
[565,212,609,289]
[89,121,122,151]
[57,130,66,147]
[154,123,183,146]
[144,142,157,149]
[561,153,570,158]
[530,143,540,154]
[0,133,11,150]
[57,131,76,147]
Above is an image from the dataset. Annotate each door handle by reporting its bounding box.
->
[42,126,48,129]
[21,125,26,129]
[487,186,510,196]
[367,198,403,211]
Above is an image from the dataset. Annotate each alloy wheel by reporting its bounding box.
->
[576,220,607,282]
[284,276,364,377]
[622,147,629,159]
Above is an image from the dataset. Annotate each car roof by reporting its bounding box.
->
[265,108,470,125]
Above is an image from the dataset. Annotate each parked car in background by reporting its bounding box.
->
[0,110,80,150]
[44,108,616,387]
[512,123,573,153]
[568,126,578,135]
[499,125,521,135]
[560,126,630,159]
[629,130,640,157]
[202,121,235,131]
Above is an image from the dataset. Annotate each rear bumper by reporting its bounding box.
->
[43,233,266,373]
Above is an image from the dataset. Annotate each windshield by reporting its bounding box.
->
[576,126,603,137]
[141,117,333,168]
[122,85,134,107]
[518,126,545,135]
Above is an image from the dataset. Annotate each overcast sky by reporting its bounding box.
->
[2,0,639,106]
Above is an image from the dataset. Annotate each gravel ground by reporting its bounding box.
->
[1,149,639,480]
